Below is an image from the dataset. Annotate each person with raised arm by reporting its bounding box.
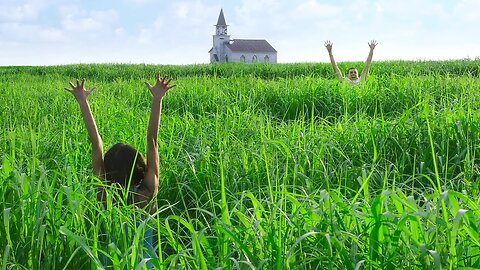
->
[65,74,175,266]
[64,74,175,214]
[325,40,378,85]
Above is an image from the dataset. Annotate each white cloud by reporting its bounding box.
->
[124,0,158,6]
[236,0,280,14]
[375,0,447,17]
[175,3,190,18]
[0,0,50,23]
[344,0,374,21]
[135,28,153,45]
[453,0,480,22]
[60,7,119,32]
[114,27,126,38]
[123,0,217,63]
[294,0,340,19]
[0,22,65,43]
[234,0,285,28]
[171,0,219,25]
[132,0,218,44]
[38,27,64,41]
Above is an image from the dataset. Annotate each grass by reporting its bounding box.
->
[1,60,480,269]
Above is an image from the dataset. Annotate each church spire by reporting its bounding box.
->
[216,8,227,26]
[214,9,229,36]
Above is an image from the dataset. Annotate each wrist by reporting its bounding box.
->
[152,95,164,103]
[76,98,89,106]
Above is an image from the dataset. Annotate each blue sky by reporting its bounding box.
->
[0,0,479,66]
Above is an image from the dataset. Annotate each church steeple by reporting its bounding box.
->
[215,9,228,35]
[216,8,227,26]
[211,9,231,63]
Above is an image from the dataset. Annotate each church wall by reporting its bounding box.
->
[228,50,277,64]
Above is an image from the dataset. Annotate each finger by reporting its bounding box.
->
[69,81,75,88]
[86,86,96,96]
[81,79,86,88]
[145,81,152,89]
[167,84,176,90]
[163,77,170,84]
[64,87,72,93]
[156,73,160,82]
[76,80,80,87]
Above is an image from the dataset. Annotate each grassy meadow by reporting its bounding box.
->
[1,60,480,269]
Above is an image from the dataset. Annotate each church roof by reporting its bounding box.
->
[226,39,277,53]
[216,9,227,26]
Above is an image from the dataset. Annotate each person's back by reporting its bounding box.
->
[103,143,152,209]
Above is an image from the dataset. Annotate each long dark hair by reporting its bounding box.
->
[104,143,146,188]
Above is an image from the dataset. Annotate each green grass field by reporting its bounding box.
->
[1,60,480,269]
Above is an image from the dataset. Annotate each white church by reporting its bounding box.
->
[209,9,277,64]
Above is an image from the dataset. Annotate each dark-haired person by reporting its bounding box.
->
[64,74,175,265]
[324,40,378,85]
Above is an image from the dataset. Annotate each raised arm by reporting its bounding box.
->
[325,40,343,82]
[143,74,176,196]
[64,80,105,178]
[360,40,378,81]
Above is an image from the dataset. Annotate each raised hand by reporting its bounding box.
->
[368,40,378,50]
[145,74,176,100]
[324,40,333,53]
[64,79,96,102]
[144,74,175,205]
[64,78,104,178]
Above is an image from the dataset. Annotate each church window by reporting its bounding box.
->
[225,55,229,62]
[252,55,258,63]
[264,55,270,63]
[240,55,246,63]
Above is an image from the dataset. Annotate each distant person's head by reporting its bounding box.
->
[104,143,146,188]
[347,67,359,80]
